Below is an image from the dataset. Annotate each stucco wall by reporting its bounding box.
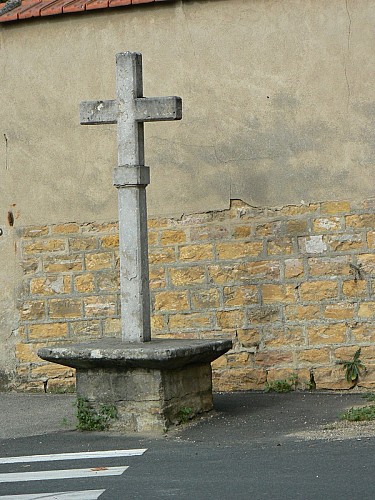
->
[0,0,374,384]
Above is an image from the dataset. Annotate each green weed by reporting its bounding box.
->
[177,406,193,423]
[76,397,118,431]
[337,348,365,385]
[265,374,298,393]
[340,405,375,422]
[362,393,375,402]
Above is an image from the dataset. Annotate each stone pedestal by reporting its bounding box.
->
[38,338,231,433]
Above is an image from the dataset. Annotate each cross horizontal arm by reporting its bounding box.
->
[80,100,117,125]
[135,97,182,122]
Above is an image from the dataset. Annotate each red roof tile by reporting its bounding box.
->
[0,0,171,22]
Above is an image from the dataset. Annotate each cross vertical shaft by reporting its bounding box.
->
[116,52,150,342]
[80,52,182,343]
[116,52,145,166]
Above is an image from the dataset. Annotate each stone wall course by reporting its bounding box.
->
[13,199,375,392]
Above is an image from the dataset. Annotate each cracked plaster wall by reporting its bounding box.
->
[0,0,374,383]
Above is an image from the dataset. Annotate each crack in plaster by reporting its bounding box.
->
[344,0,352,109]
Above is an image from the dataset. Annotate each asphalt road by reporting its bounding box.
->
[0,392,374,499]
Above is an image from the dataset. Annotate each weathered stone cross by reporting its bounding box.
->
[80,52,182,343]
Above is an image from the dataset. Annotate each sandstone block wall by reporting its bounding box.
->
[14,199,375,392]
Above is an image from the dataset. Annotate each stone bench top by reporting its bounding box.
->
[38,338,232,370]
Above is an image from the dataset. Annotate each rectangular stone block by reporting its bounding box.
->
[351,324,375,343]
[255,351,293,367]
[247,306,281,325]
[297,348,330,364]
[264,327,304,348]
[267,238,293,255]
[213,368,267,391]
[323,303,355,319]
[342,280,367,298]
[20,301,45,321]
[169,266,206,286]
[23,239,66,255]
[314,366,353,390]
[100,234,119,248]
[277,204,319,216]
[284,259,304,278]
[43,255,83,272]
[261,284,295,304]
[237,328,261,348]
[74,274,96,293]
[326,234,363,252]
[153,291,189,312]
[52,223,80,234]
[149,268,166,289]
[83,296,117,317]
[69,237,98,251]
[16,343,41,363]
[367,231,375,248]
[308,324,347,345]
[357,254,375,274]
[216,241,263,260]
[236,261,281,280]
[284,304,321,321]
[49,299,81,319]
[216,310,244,329]
[191,288,220,309]
[149,247,176,264]
[160,229,187,245]
[223,285,258,306]
[29,323,68,340]
[233,226,251,239]
[285,219,308,235]
[31,276,71,295]
[179,244,214,261]
[345,214,375,228]
[85,252,113,270]
[168,313,212,330]
[82,222,118,233]
[97,272,120,292]
[321,201,350,214]
[299,280,338,301]
[358,302,375,318]
[312,217,341,232]
[308,256,350,277]
[70,320,102,338]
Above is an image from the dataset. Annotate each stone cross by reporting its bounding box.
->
[80,52,182,342]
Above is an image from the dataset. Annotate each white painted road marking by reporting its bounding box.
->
[0,466,128,483]
[0,490,105,499]
[0,449,147,464]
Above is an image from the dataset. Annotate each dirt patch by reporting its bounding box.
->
[288,418,375,441]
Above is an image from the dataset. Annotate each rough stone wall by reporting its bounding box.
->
[15,199,375,392]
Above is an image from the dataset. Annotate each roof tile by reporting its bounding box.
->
[108,0,131,7]
[18,0,44,18]
[62,0,86,13]
[0,0,171,22]
[85,0,108,10]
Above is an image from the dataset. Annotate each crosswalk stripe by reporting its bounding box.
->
[0,466,128,483]
[0,449,147,465]
[0,489,106,499]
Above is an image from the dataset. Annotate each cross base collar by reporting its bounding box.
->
[113,165,150,187]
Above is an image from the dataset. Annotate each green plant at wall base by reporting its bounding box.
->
[362,393,375,402]
[76,397,118,431]
[340,405,375,422]
[264,374,298,393]
[177,406,193,423]
[337,348,365,385]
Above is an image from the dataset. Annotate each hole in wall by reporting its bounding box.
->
[7,211,14,227]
